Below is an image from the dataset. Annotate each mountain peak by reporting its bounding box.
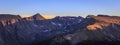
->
[34,13,41,15]
[32,13,46,20]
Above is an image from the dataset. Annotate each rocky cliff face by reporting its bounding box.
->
[0,14,120,45]
[0,14,21,26]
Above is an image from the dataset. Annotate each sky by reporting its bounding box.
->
[0,0,120,18]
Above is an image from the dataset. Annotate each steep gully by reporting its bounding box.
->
[0,14,120,45]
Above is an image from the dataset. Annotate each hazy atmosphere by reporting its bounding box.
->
[0,0,120,17]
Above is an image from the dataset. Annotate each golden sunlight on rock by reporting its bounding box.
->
[87,15,120,30]
[87,23,103,30]
[87,22,110,30]
[91,16,120,25]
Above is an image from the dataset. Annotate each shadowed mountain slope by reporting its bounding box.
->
[49,15,120,45]
[0,14,84,45]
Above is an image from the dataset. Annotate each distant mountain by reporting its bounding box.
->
[0,14,120,45]
[23,13,46,21]
[32,13,46,20]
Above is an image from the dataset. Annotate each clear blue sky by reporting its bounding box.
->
[0,0,120,17]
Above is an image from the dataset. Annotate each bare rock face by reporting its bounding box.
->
[86,15,120,30]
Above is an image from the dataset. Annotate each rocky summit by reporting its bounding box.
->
[0,14,120,45]
[23,13,46,21]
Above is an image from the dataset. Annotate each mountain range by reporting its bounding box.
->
[0,13,120,45]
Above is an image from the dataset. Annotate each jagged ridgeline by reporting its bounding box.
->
[0,14,120,45]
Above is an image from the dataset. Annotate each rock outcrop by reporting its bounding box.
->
[0,14,21,26]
